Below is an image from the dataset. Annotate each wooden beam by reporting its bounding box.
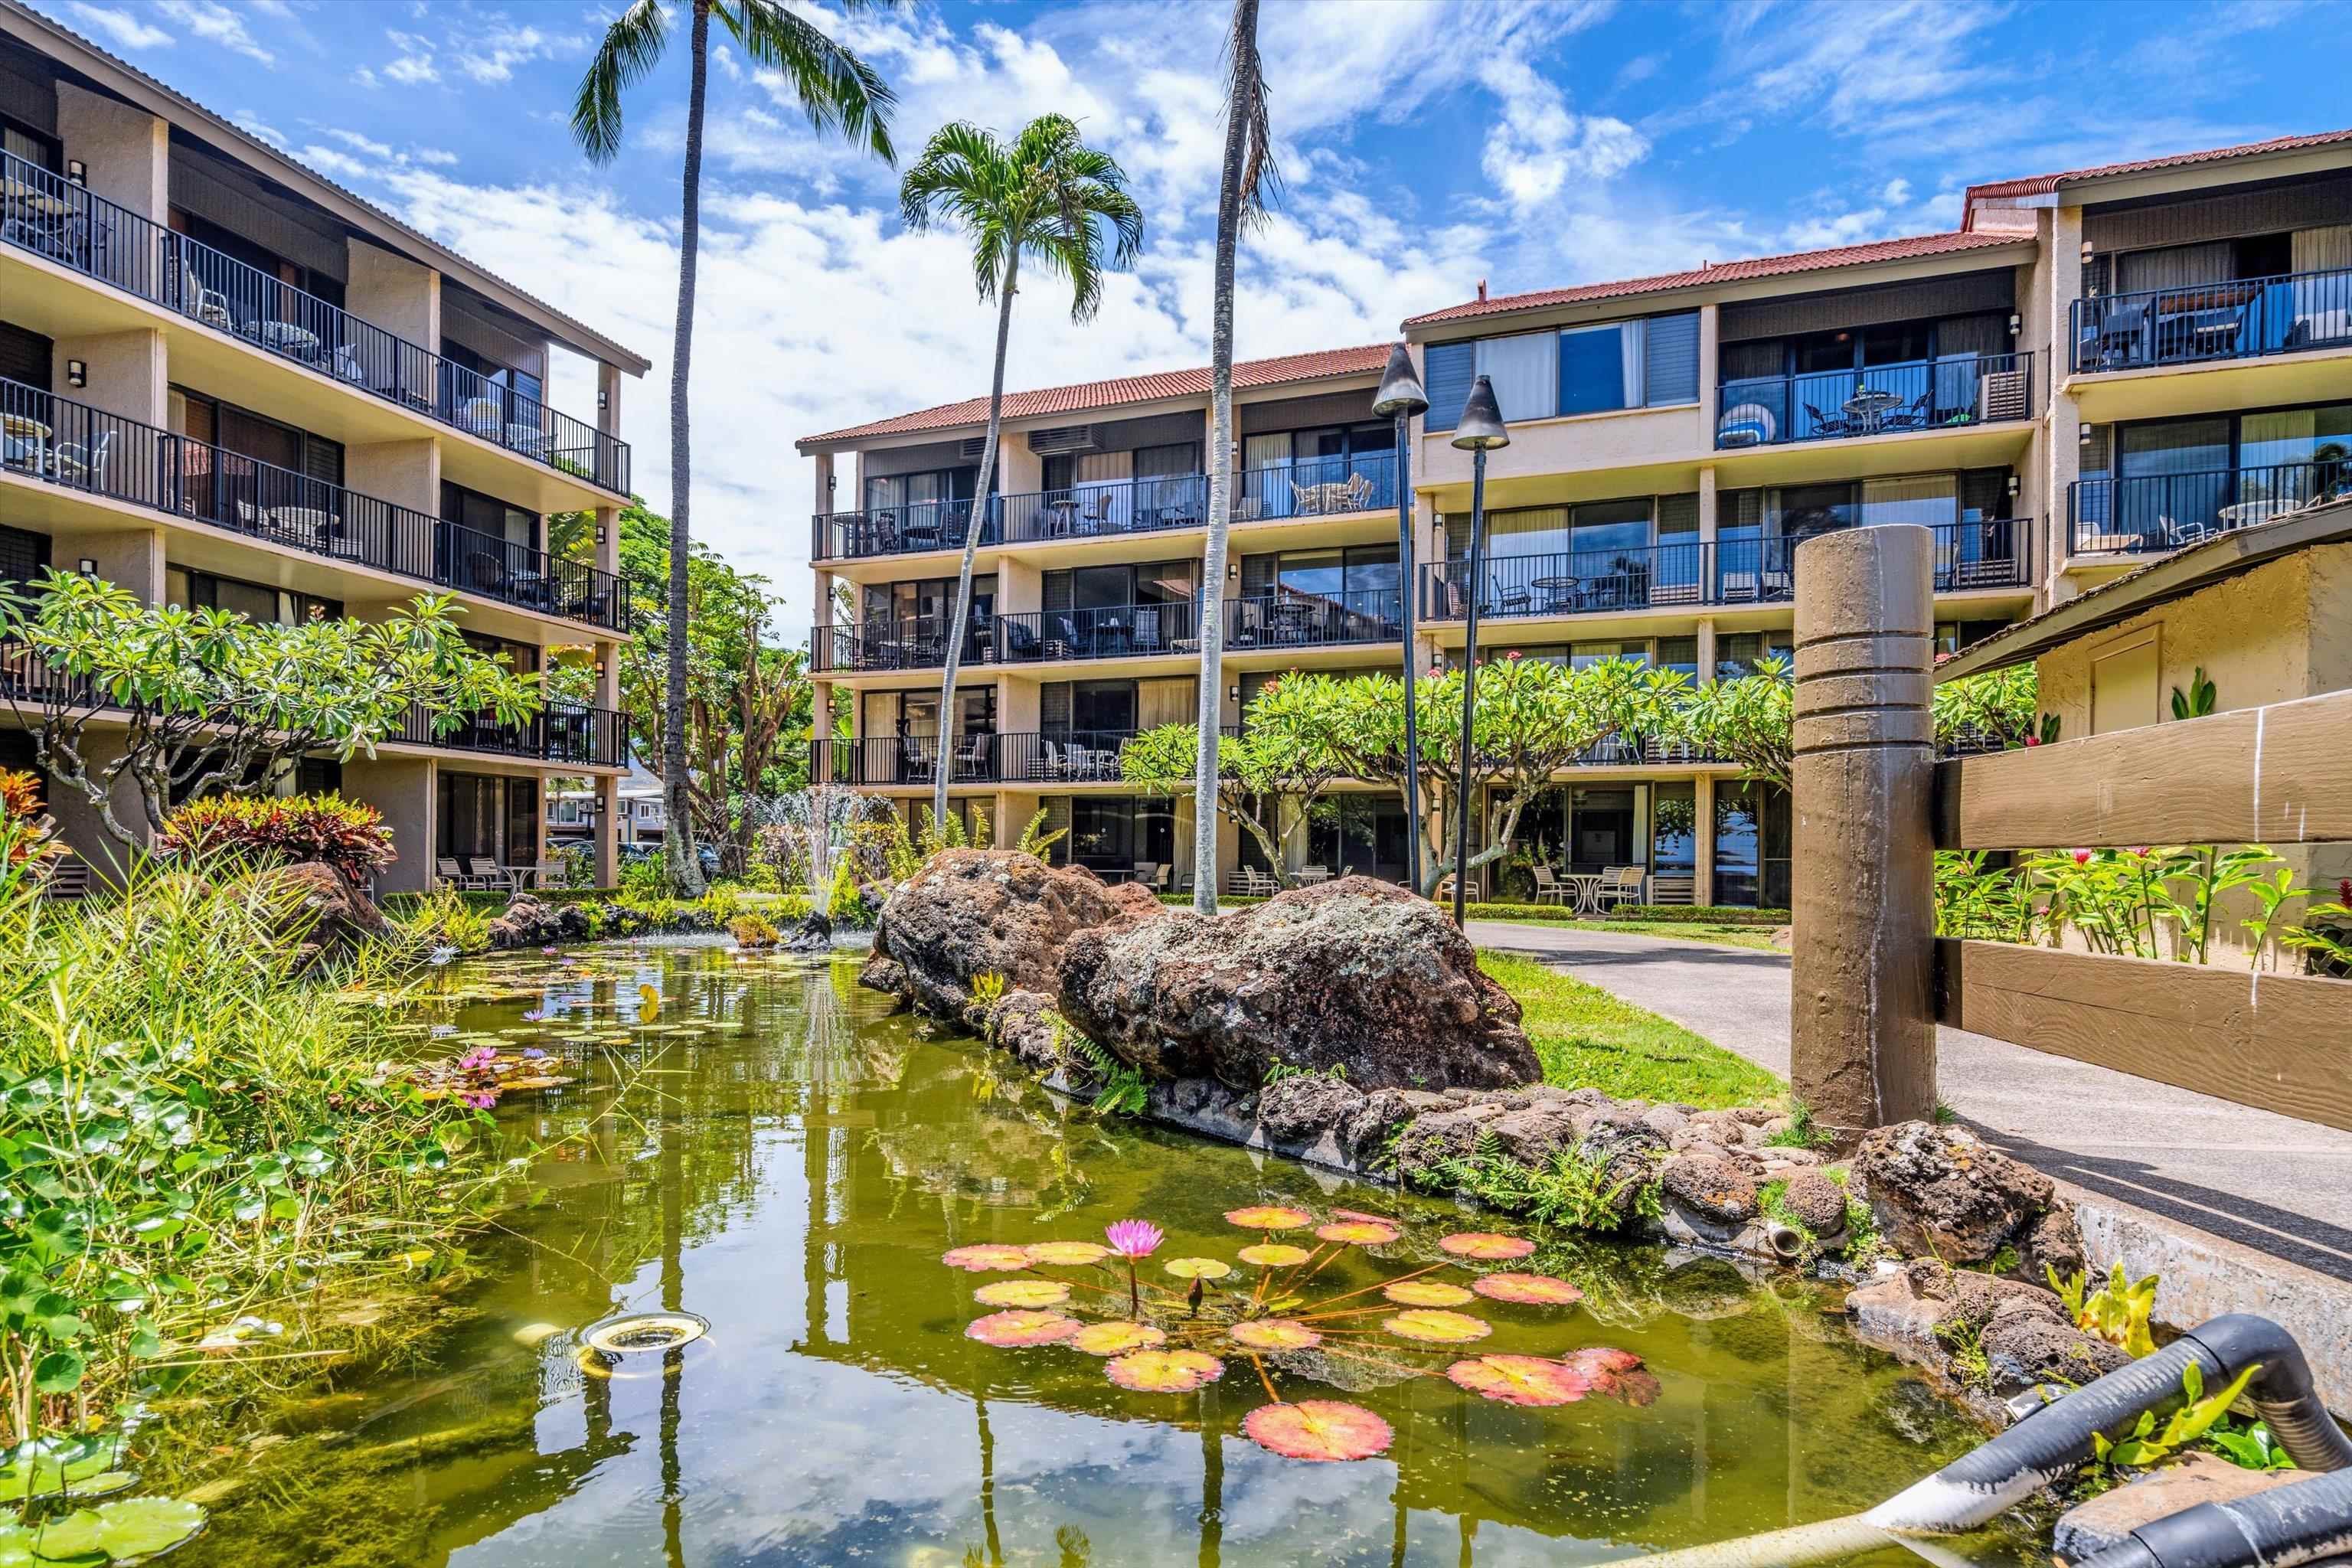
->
[1936,939,2352,1132]
[1934,688,2352,849]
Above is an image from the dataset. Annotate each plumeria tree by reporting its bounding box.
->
[0,571,540,848]
[1120,671,1357,886]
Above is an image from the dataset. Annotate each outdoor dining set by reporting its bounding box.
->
[436,855,544,893]
[1528,864,1649,916]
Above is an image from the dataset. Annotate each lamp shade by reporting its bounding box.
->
[1370,341,1429,418]
[1450,374,1509,451]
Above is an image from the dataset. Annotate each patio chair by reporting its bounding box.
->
[1133,861,1159,889]
[1040,739,1067,780]
[437,857,490,890]
[1001,619,1042,660]
[50,430,111,489]
[1154,863,1173,892]
[1879,393,1932,432]
[1530,864,1571,906]
[1299,864,1331,884]
[1055,614,1087,658]
[1131,606,1162,653]
[1592,865,1646,910]
[955,732,991,779]
[1801,403,1851,439]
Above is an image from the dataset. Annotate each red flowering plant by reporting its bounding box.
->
[156,792,397,887]
[0,769,63,880]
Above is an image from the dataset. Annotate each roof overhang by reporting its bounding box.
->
[1,0,652,377]
[1937,501,2352,681]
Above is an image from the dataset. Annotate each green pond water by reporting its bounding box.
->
[168,939,2047,1568]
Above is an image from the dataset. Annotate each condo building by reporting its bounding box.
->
[1,1,644,892]
[802,127,2352,906]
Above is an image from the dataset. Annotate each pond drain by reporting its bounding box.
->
[580,1310,710,1356]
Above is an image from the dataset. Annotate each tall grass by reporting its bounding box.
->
[0,848,484,1450]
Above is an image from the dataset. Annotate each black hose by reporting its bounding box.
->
[1865,1315,2351,1535]
[2070,1465,2352,1568]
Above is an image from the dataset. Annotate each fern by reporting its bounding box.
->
[1410,1132,1655,1233]
[1015,806,1068,861]
[1052,1021,1148,1118]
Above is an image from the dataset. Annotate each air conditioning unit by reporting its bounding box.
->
[955,436,990,462]
[1027,424,1099,455]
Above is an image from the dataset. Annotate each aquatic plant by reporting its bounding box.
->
[942,1204,1658,1463]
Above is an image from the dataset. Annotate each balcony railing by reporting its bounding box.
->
[1223,589,1400,651]
[2070,268,2352,374]
[1715,351,2034,449]
[809,451,1400,562]
[0,376,629,630]
[2069,462,2352,554]
[1,150,629,493]
[815,727,1250,787]
[1419,523,2033,618]
[394,701,627,767]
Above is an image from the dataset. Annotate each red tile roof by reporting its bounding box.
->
[1401,230,2026,329]
[797,343,1390,450]
[1962,128,2352,225]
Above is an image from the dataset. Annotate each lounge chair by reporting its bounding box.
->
[1530,864,1571,905]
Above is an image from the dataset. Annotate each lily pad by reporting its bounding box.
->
[1105,1348,1224,1393]
[1021,1242,1110,1267]
[1227,1318,1321,1351]
[1161,1257,1231,1281]
[1436,1231,1536,1260]
[1382,1308,1491,1344]
[1314,1220,1400,1246]
[941,1244,1033,1272]
[1070,1321,1167,1357]
[1382,1279,1475,1308]
[1223,1205,1313,1231]
[965,1310,1081,1348]
[1560,1346,1661,1405]
[1472,1273,1585,1306]
[1446,1354,1592,1407]
[20,1496,206,1562]
[1237,1244,1312,1268]
[974,1280,1070,1309]
[1242,1400,1393,1462]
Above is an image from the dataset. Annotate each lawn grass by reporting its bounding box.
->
[1581,919,1786,952]
[1478,950,1784,1109]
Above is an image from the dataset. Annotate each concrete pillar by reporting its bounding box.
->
[595,771,621,887]
[1692,773,1715,906]
[1694,616,1717,685]
[55,328,165,425]
[345,757,436,895]
[1788,524,1937,1140]
[2046,204,2084,594]
[345,241,441,349]
[1697,305,1721,439]
[72,528,163,606]
[41,730,145,882]
[55,83,165,221]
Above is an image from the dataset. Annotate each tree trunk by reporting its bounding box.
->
[933,253,1017,832]
[662,0,711,898]
[1193,0,1259,914]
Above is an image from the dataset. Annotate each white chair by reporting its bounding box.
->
[1593,865,1646,910]
[437,857,490,890]
[1299,864,1331,884]
[51,430,111,488]
[1530,864,1571,905]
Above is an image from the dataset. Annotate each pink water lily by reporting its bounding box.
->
[1105,1220,1163,1259]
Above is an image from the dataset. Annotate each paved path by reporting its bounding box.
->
[1468,921,2352,1282]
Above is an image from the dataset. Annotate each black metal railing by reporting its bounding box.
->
[0,376,629,629]
[2071,268,2352,374]
[1223,588,1400,650]
[2,149,629,492]
[1715,351,2035,449]
[808,452,1400,561]
[2069,462,2352,554]
[394,700,626,766]
[815,600,1207,672]
[1420,523,2032,618]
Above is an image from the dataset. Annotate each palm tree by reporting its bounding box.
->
[900,116,1145,834]
[573,0,897,897]
[1191,0,1275,913]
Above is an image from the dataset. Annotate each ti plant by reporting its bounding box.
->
[2092,1361,2261,1470]
[2050,1263,2158,1357]
[2170,666,2218,722]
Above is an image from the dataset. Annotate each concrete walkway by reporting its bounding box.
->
[1469,921,2352,1283]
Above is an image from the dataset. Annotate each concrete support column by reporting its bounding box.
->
[1694,616,1718,685]
[345,242,441,349]
[73,528,164,606]
[56,328,165,425]
[1697,305,1721,438]
[593,634,622,886]
[1692,773,1715,906]
[56,83,166,221]
[345,757,436,895]
[345,438,439,515]
[2045,204,2085,600]
[1788,524,1937,1140]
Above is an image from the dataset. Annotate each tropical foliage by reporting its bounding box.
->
[154,792,396,887]
[1934,844,2322,971]
[0,572,539,848]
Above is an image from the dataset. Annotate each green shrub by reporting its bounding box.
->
[828,858,874,927]
[155,792,396,886]
[728,913,780,948]
[395,886,493,955]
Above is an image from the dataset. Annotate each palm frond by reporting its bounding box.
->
[1222,0,1279,224]
[723,0,899,165]
[570,0,670,164]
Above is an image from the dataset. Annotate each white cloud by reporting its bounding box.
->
[410,145,461,167]
[352,65,379,90]
[1477,57,1648,212]
[326,128,396,159]
[66,3,169,51]
[231,110,286,148]
[152,0,273,64]
[296,143,373,181]
[451,18,570,83]
[384,30,439,84]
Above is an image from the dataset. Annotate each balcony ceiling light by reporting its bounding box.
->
[1370,341,1429,419]
[1449,374,1510,452]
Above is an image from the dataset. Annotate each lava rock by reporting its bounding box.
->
[1979,1313,2135,1393]
[1056,877,1539,1093]
[985,988,1063,1072]
[1661,1152,1761,1223]
[1488,1105,1577,1168]
[1776,1170,1848,1235]
[2018,1203,2089,1283]
[257,861,391,969]
[1341,1088,1453,1167]
[1391,1102,1509,1175]
[1256,1074,1369,1147]
[1851,1120,2063,1266]
[863,850,1161,1020]
[485,892,561,949]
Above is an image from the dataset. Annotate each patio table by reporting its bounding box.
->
[1530,574,1579,612]
[2,413,51,475]
[1560,873,1604,916]
[1841,386,1900,434]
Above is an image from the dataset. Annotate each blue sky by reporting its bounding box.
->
[33,0,2350,626]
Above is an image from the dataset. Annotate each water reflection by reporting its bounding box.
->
[170,943,2034,1568]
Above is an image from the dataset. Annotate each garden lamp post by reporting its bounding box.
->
[1447,374,1509,926]
[1370,341,1429,897]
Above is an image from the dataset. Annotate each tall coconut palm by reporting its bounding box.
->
[899,116,1145,834]
[573,0,896,897]
[1191,0,1276,913]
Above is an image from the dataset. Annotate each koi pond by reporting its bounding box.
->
[168,940,2047,1567]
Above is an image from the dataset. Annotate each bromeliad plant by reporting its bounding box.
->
[942,1205,1658,1462]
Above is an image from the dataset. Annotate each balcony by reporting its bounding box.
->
[1,151,629,494]
[2069,462,2352,555]
[810,452,1400,563]
[1715,353,2034,449]
[1419,522,2033,619]
[2071,269,2352,374]
[393,701,628,768]
[1,377,630,631]
[816,727,1243,787]
[812,590,1405,675]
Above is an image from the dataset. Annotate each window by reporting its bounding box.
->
[1070,680,1136,733]
[1475,332,1557,422]
[0,321,52,393]
[2,115,60,174]
[1570,640,1646,671]
[1713,783,1790,908]
[1716,631,1792,681]
[1655,636,1699,677]
[441,481,538,548]
[1558,322,1640,416]
[1651,782,1696,877]
[1068,797,1173,871]
[0,524,49,590]
[166,565,340,626]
